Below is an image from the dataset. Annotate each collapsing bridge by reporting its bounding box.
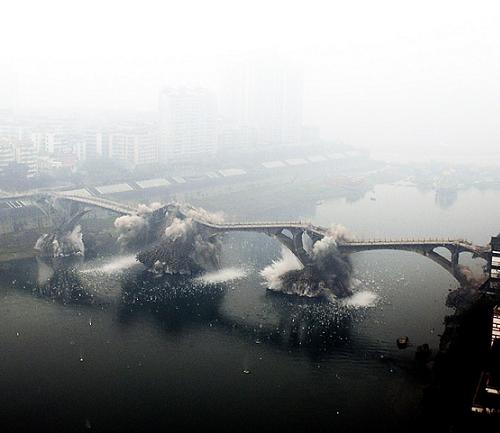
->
[162,203,490,289]
[30,193,491,292]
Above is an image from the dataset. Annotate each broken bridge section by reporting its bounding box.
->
[19,195,492,286]
[173,203,490,287]
[32,195,91,257]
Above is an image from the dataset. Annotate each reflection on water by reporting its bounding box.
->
[262,291,355,356]
[2,255,392,380]
[1,253,419,433]
[27,263,364,358]
[1,184,498,432]
[117,272,226,333]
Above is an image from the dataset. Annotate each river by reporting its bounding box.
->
[0,182,496,432]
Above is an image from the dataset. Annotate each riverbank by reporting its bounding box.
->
[419,291,498,431]
[0,217,118,265]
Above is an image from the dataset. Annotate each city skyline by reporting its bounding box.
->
[2,0,500,159]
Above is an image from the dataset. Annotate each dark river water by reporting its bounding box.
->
[0,183,497,432]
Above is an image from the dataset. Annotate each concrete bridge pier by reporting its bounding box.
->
[268,228,312,266]
[33,196,90,258]
[292,229,312,265]
[451,248,460,270]
[423,247,469,288]
[8,195,490,291]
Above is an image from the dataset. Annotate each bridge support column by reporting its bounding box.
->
[451,249,460,271]
[292,229,310,265]
[270,228,312,267]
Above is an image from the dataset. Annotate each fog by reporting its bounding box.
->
[2,3,500,431]
[2,0,500,160]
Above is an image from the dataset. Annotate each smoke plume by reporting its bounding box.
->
[261,224,353,298]
[114,214,149,247]
[114,202,163,248]
[35,225,85,258]
[133,203,224,275]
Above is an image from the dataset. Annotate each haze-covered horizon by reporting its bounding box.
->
[2,0,500,159]
[2,3,500,431]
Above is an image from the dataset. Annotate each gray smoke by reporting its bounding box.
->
[261,224,353,299]
[122,203,224,275]
[114,214,149,247]
[114,202,163,248]
[35,225,85,258]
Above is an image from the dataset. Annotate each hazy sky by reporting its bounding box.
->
[2,0,499,157]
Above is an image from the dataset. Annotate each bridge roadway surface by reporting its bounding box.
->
[55,194,137,215]
[3,191,490,259]
[192,219,489,258]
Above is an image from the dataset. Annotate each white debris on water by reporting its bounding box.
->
[80,255,140,274]
[195,267,248,284]
[341,291,378,308]
[260,247,303,290]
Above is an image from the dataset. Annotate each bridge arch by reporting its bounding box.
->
[337,243,488,287]
[23,194,491,287]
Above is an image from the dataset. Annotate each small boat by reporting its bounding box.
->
[396,336,409,349]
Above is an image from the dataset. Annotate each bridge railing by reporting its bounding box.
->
[54,194,137,214]
[41,195,481,249]
[195,220,312,227]
[340,238,473,245]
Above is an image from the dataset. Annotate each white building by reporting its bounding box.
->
[30,131,74,155]
[109,128,157,167]
[14,142,38,177]
[159,87,217,163]
[29,116,78,155]
[0,138,37,177]
[0,139,15,175]
[77,131,111,161]
[0,123,26,142]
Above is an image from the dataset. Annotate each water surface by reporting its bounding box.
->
[0,183,495,432]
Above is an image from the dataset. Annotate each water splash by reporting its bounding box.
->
[136,204,224,274]
[260,247,303,291]
[196,267,248,284]
[35,225,85,258]
[81,255,140,274]
[260,235,353,298]
[341,291,378,308]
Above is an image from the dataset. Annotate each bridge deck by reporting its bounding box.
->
[192,220,327,237]
[193,220,488,253]
[54,194,137,215]
[339,239,473,246]
[5,192,488,257]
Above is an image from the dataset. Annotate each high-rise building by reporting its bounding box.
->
[29,115,78,155]
[0,122,25,142]
[219,58,303,149]
[77,131,111,161]
[159,87,217,163]
[0,138,37,177]
[30,132,68,154]
[108,127,157,167]
[14,141,38,177]
[0,139,15,175]
[490,236,500,293]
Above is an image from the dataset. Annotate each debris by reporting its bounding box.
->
[396,336,409,349]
